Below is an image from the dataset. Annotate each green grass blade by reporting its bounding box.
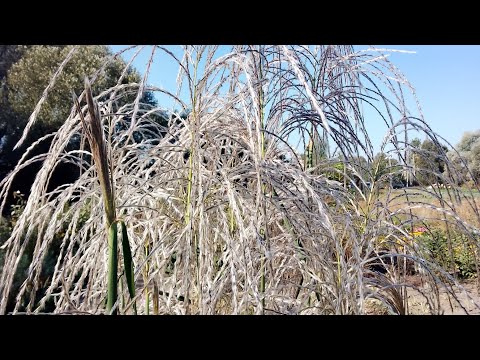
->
[120,220,137,314]
[107,221,118,315]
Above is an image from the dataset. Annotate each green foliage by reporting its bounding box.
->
[7,45,139,128]
[0,192,27,271]
[371,153,403,188]
[455,242,477,278]
[448,130,480,186]
[417,229,452,269]
[107,222,119,314]
[305,130,329,169]
[10,191,26,225]
[0,46,30,80]
[0,46,31,177]
[417,229,478,279]
[120,221,136,314]
[0,191,94,312]
[323,159,345,182]
[412,139,448,185]
[410,137,421,149]
[0,217,9,269]
[0,46,165,211]
[0,191,35,311]
[372,153,390,178]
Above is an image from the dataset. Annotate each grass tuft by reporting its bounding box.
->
[0,45,479,314]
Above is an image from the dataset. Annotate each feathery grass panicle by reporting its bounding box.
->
[0,45,479,315]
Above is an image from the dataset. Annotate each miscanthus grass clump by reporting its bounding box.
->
[1,45,479,314]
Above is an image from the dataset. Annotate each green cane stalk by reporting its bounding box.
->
[257,49,268,314]
[107,222,118,313]
[144,240,150,315]
[74,79,136,315]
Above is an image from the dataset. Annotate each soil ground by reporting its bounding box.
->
[405,276,480,315]
[366,275,480,315]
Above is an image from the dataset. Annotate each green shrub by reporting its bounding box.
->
[0,217,11,269]
[454,238,477,278]
[1,191,83,312]
[0,192,26,274]
[417,229,478,279]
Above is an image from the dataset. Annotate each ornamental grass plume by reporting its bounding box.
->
[0,45,479,315]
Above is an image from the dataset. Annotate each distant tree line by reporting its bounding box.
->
[301,131,480,190]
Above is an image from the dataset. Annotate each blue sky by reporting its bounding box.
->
[110,45,480,153]
[369,45,480,148]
